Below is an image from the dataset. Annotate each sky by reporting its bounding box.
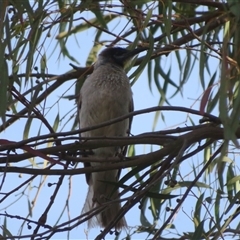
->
[0,2,228,240]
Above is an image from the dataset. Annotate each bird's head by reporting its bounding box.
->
[98,47,148,69]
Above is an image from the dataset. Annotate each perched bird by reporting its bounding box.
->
[79,47,146,230]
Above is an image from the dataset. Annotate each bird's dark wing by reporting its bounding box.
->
[117,96,134,180]
[79,94,91,185]
[122,96,134,156]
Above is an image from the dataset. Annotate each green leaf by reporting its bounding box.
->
[215,190,222,224]
[225,190,240,215]
[194,193,204,223]
[28,199,32,217]
[129,32,154,84]
[40,53,47,74]
[226,164,235,199]
[0,55,8,124]
[91,6,108,30]
[162,0,172,43]
[26,25,43,80]
[142,8,153,29]
[2,217,14,240]
[228,0,240,20]
[86,44,102,66]
[56,14,117,39]
[178,181,211,189]
[191,220,205,240]
[53,113,60,132]
[140,198,152,227]
[162,181,211,194]
[226,175,240,186]
[217,157,227,190]
[127,145,135,157]
[23,117,33,140]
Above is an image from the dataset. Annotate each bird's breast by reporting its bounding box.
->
[79,68,132,138]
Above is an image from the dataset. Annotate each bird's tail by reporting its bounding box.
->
[81,173,127,230]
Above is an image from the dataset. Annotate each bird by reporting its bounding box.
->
[79,46,146,230]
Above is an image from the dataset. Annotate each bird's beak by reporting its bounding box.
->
[120,47,148,61]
